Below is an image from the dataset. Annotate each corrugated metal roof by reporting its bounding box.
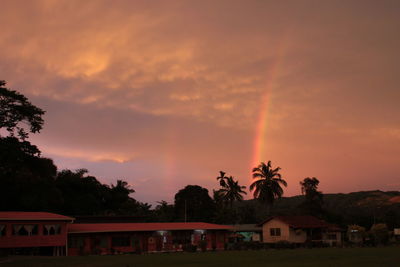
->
[68,222,232,233]
[0,212,74,221]
[260,215,336,229]
[231,224,262,232]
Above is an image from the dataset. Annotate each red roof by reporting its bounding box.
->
[260,216,335,229]
[68,222,232,233]
[0,212,74,221]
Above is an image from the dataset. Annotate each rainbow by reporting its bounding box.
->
[251,33,291,177]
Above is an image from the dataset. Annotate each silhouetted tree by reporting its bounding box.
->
[174,185,215,222]
[55,169,110,215]
[216,171,228,187]
[154,201,175,222]
[250,161,287,214]
[108,180,135,211]
[217,174,247,208]
[299,177,324,216]
[0,80,59,211]
[0,80,45,141]
[0,80,152,217]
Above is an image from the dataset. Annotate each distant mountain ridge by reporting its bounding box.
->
[238,190,400,228]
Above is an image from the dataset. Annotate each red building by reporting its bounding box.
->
[0,212,74,256]
[0,212,231,256]
[68,222,231,255]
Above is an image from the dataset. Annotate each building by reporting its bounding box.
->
[0,212,74,256]
[67,222,231,255]
[0,212,231,256]
[260,215,342,246]
[394,228,400,241]
[229,224,262,242]
[347,225,366,244]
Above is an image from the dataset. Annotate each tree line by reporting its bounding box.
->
[0,80,337,224]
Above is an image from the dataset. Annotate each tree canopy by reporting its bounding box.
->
[0,80,45,141]
[298,177,324,216]
[0,80,143,217]
[174,185,215,222]
[250,161,287,213]
[215,171,246,208]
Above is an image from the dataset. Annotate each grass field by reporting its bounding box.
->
[1,247,399,267]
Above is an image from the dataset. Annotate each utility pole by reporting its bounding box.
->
[184,200,187,223]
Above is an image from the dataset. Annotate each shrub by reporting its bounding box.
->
[199,241,207,252]
[370,224,389,246]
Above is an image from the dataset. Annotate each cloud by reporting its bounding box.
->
[1,0,400,203]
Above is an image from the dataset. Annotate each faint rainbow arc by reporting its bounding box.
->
[251,34,291,176]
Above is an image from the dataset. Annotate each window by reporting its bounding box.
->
[43,224,61,235]
[0,225,5,237]
[12,224,38,236]
[112,236,130,247]
[270,228,281,236]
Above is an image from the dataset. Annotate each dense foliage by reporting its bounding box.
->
[0,81,148,216]
[298,177,324,216]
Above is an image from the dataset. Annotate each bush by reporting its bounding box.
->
[370,224,389,246]
[199,241,207,252]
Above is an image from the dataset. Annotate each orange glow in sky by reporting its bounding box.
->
[1,0,399,204]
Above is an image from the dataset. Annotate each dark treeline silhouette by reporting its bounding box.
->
[2,80,400,229]
[0,80,149,216]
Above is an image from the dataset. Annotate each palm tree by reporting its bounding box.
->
[216,171,228,187]
[250,161,287,214]
[217,172,247,208]
[299,177,323,216]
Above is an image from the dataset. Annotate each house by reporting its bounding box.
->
[67,222,231,255]
[0,212,74,256]
[394,228,400,241]
[260,215,342,246]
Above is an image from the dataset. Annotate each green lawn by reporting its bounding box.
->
[1,247,399,267]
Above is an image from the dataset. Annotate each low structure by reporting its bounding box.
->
[347,225,366,244]
[230,224,262,242]
[67,222,231,255]
[260,216,342,246]
[0,212,74,256]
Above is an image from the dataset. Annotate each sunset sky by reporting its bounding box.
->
[2,0,399,205]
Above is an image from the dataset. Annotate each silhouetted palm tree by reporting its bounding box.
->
[216,171,228,187]
[250,161,287,214]
[219,176,247,207]
[299,177,323,216]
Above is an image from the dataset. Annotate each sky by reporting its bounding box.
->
[1,0,400,205]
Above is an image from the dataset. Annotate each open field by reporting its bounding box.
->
[1,247,400,267]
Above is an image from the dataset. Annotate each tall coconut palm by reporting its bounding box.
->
[216,171,228,187]
[219,176,247,208]
[250,161,287,214]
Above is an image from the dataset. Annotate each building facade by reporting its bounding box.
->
[0,212,231,256]
[260,215,342,246]
[0,212,74,256]
[67,222,230,255]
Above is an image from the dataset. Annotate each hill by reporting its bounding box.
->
[235,190,400,228]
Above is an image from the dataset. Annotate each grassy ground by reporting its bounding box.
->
[1,247,399,267]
